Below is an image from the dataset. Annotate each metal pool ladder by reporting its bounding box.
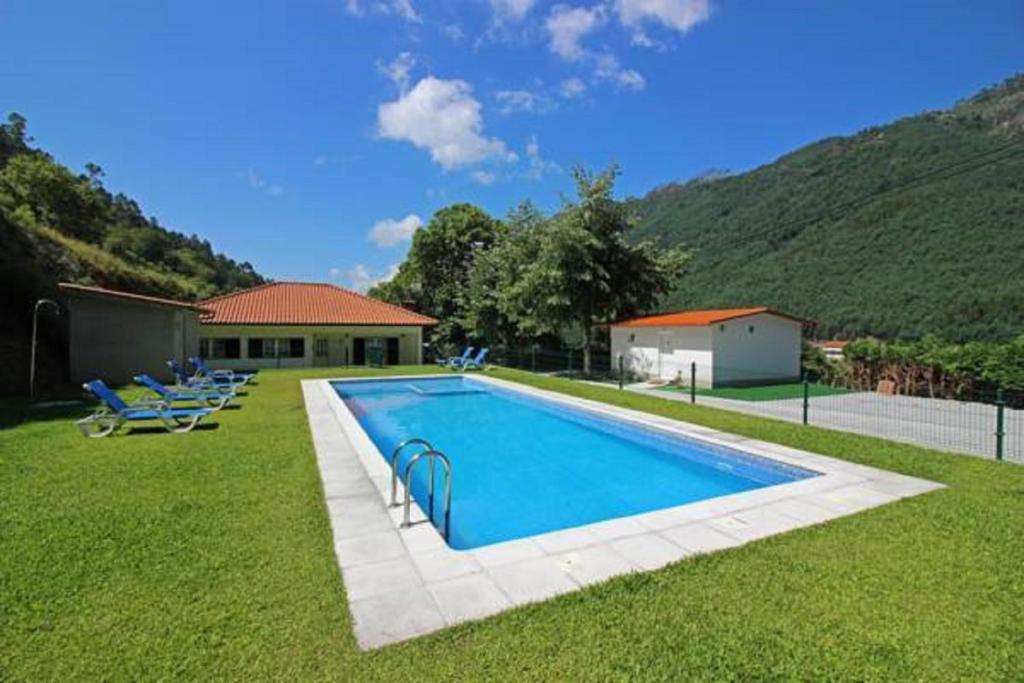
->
[389,438,453,542]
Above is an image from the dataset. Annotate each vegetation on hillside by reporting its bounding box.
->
[0,113,265,394]
[628,74,1024,342]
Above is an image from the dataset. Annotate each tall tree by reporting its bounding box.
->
[517,166,689,372]
[371,203,502,348]
[462,201,546,347]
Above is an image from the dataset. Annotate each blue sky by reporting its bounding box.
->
[2,1,1022,290]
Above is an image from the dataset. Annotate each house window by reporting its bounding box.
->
[248,338,305,359]
[314,338,329,357]
[201,338,240,359]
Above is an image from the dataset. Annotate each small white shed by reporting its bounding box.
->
[610,307,806,387]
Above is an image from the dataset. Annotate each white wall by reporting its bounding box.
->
[711,313,802,385]
[198,324,425,368]
[611,325,714,386]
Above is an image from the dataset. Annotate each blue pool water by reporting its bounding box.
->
[333,377,817,550]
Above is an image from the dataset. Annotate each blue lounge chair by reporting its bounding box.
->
[437,347,473,368]
[188,357,256,386]
[76,379,212,437]
[459,348,489,371]
[168,359,235,391]
[134,374,234,410]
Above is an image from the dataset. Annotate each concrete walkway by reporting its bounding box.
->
[628,384,1022,461]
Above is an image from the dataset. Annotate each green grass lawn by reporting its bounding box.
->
[659,381,851,401]
[2,366,1023,681]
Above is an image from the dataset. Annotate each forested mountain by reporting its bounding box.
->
[0,114,264,394]
[628,74,1024,342]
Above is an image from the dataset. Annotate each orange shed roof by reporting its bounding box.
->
[200,282,437,326]
[612,307,806,328]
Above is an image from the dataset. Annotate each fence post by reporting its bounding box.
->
[567,349,573,374]
[531,345,536,372]
[802,375,810,425]
[995,387,1005,461]
[690,362,696,404]
[618,355,624,390]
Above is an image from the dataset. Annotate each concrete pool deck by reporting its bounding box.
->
[302,374,944,649]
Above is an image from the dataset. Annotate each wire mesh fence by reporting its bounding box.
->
[487,348,1021,463]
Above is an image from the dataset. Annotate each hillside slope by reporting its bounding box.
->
[629,75,1024,341]
[0,114,264,394]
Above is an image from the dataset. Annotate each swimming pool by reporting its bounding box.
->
[333,376,818,550]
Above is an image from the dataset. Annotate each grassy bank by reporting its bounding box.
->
[2,366,1022,681]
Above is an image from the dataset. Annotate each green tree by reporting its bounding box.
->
[517,166,689,372]
[0,153,107,241]
[462,201,546,347]
[371,203,502,349]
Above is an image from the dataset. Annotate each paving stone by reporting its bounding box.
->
[335,531,406,568]
[708,507,806,542]
[586,516,649,541]
[609,534,690,571]
[661,522,742,554]
[428,573,512,624]
[342,556,421,601]
[348,585,446,649]
[533,527,601,554]
[470,539,545,568]
[487,557,579,604]
[399,523,448,555]
[410,548,482,582]
[553,545,636,586]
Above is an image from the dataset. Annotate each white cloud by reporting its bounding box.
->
[443,24,465,42]
[559,77,587,99]
[471,170,497,185]
[523,135,561,180]
[345,263,400,292]
[367,213,422,247]
[245,167,283,196]
[593,53,646,91]
[377,76,514,170]
[615,0,711,33]
[346,0,420,22]
[495,89,554,114]
[378,52,416,92]
[489,0,537,22]
[544,4,606,61]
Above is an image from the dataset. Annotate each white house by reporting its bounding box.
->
[197,282,436,368]
[610,307,806,387]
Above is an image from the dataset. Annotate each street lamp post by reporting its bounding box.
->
[30,298,60,401]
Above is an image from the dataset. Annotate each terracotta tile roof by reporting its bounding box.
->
[59,282,210,312]
[816,340,850,349]
[613,307,807,327]
[199,282,437,326]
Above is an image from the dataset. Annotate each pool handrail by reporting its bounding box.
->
[401,449,452,543]
[390,438,433,507]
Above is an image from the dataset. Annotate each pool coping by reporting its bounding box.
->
[302,374,944,650]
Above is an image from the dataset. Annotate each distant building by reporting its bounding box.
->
[60,283,205,384]
[197,282,437,368]
[610,307,807,387]
[813,340,849,362]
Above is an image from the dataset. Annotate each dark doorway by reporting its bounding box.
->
[353,338,366,365]
[386,337,399,365]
